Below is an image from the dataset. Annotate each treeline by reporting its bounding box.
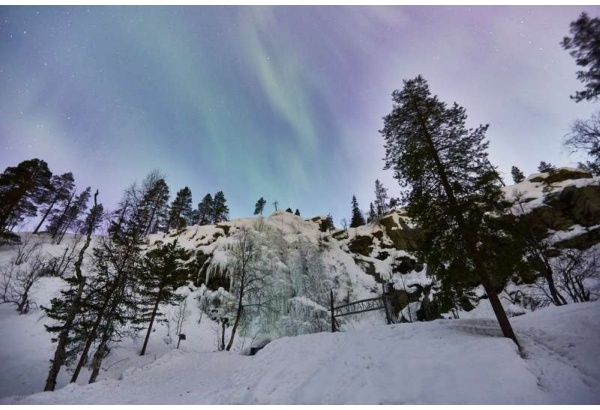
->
[0,159,103,245]
[0,161,231,244]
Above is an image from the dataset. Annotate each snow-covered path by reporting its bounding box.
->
[2,302,598,405]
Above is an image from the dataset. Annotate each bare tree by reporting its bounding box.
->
[564,113,600,175]
[13,233,44,266]
[225,227,266,351]
[0,253,48,314]
[510,191,567,306]
[552,247,599,303]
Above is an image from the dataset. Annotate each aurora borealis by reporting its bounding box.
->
[1,6,598,222]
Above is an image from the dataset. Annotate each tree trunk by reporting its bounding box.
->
[226,283,244,351]
[544,271,567,306]
[44,277,85,391]
[480,276,519,347]
[45,191,97,391]
[220,320,226,351]
[34,197,58,234]
[140,290,163,356]
[88,337,108,383]
[225,302,242,351]
[51,191,75,240]
[70,283,115,383]
[414,103,520,348]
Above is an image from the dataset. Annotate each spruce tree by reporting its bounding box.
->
[197,194,213,225]
[510,166,526,183]
[380,75,519,346]
[561,12,600,102]
[212,191,229,223]
[136,239,190,356]
[350,195,366,228]
[254,197,266,216]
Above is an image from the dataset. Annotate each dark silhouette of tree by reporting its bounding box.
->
[197,194,214,225]
[0,158,53,233]
[564,113,600,175]
[561,12,600,102]
[34,173,75,234]
[380,75,519,346]
[212,191,229,223]
[136,240,190,356]
[169,187,193,230]
[350,195,366,228]
[511,166,525,183]
[254,197,267,216]
[374,179,388,216]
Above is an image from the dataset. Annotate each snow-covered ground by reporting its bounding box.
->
[1,301,598,405]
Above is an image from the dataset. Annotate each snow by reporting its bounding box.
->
[2,200,600,404]
[502,169,600,214]
[1,300,599,404]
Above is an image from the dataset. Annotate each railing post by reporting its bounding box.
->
[382,282,393,325]
[330,289,336,333]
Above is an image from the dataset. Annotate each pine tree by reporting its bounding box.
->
[0,158,53,233]
[537,161,556,173]
[561,12,600,102]
[380,75,519,346]
[350,195,366,228]
[48,187,91,244]
[70,189,147,383]
[43,190,101,391]
[510,166,525,183]
[254,197,266,216]
[139,176,170,235]
[79,236,140,384]
[168,187,193,230]
[79,203,104,235]
[374,179,389,216]
[34,172,75,234]
[197,194,213,225]
[212,191,229,223]
[136,239,190,356]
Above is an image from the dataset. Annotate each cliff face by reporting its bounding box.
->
[150,168,599,336]
[503,169,600,257]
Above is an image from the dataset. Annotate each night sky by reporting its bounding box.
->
[1,6,598,223]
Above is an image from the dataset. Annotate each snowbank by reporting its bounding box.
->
[3,302,599,405]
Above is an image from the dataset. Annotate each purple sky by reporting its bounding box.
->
[1,6,598,224]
